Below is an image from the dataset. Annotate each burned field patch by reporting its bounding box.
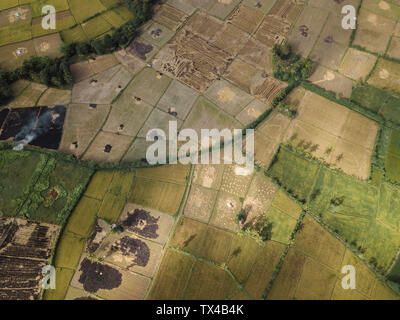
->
[110,236,151,268]
[119,204,174,245]
[0,218,59,300]
[0,105,66,150]
[121,208,160,239]
[78,258,122,293]
[0,107,40,141]
[86,219,110,255]
[28,106,66,150]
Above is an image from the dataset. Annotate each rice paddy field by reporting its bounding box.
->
[268,146,400,275]
[0,0,132,70]
[1,0,400,301]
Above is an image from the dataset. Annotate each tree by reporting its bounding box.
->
[76,42,92,55]
[91,39,106,55]
[60,42,77,58]
[0,69,12,104]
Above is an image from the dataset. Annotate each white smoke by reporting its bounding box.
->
[13,109,56,151]
[13,134,35,150]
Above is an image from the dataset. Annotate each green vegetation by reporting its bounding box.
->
[268,146,319,203]
[61,0,156,57]
[276,101,297,119]
[272,43,313,83]
[351,84,400,126]
[266,146,400,274]
[0,147,94,225]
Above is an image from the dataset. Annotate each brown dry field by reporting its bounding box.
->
[152,12,234,92]
[317,10,354,45]
[38,88,71,106]
[387,36,400,60]
[113,49,146,75]
[210,191,241,232]
[368,58,400,94]
[192,164,225,189]
[156,79,199,120]
[238,37,273,72]
[308,65,354,98]
[224,58,287,102]
[184,184,218,223]
[255,13,290,47]
[204,79,254,116]
[72,65,133,104]
[284,90,378,179]
[309,0,360,13]
[310,39,347,70]
[70,61,94,83]
[288,6,329,57]
[227,4,264,34]
[8,82,47,108]
[252,111,291,168]
[59,104,110,158]
[242,171,278,224]
[353,8,396,54]
[236,99,270,126]
[82,131,133,163]
[211,22,250,56]
[339,48,377,81]
[33,33,63,58]
[220,164,254,198]
[153,3,188,31]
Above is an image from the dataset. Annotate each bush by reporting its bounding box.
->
[272,43,313,83]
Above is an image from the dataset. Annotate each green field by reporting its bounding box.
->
[268,147,320,203]
[266,146,400,272]
[0,149,93,224]
[351,84,400,126]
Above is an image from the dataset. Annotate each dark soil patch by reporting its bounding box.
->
[74,296,98,300]
[0,108,9,131]
[0,107,40,141]
[29,105,66,150]
[122,208,159,239]
[78,258,122,293]
[129,41,154,60]
[104,144,112,153]
[183,234,196,248]
[111,236,150,268]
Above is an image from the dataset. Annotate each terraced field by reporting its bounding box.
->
[1,0,400,301]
